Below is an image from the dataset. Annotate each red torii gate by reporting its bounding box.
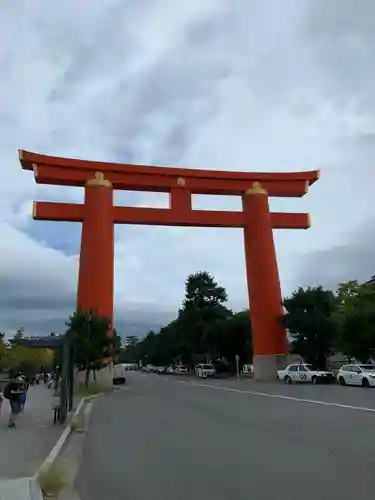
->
[19,150,319,380]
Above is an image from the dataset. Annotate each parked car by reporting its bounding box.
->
[113,364,127,385]
[196,364,216,378]
[337,364,375,387]
[175,365,188,375]
[277,364,334,384]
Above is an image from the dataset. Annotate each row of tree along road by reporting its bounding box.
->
[117,271,375,372]
[0,328,54,381]
[1,272,374,384]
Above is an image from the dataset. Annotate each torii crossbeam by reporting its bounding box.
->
[19,149,319,380]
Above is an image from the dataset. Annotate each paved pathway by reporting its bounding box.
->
[0,384,62,479]
[77,372,375,500]
[0,477,42,500]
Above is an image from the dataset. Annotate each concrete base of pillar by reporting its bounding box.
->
[253,354,286,381]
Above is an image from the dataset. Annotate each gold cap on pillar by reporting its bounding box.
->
[306,213,311,228]
[245,181,267,195]
[86,172,112,188]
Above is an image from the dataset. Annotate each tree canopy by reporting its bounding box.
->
[118,271,252,372]
[283,286,338,368]
[282,280,375,367]
[335,280,375,362]
[113,273,375,372]
[0,329,53,378]
[66,309,115,386]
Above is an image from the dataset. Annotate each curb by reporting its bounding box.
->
[36,397,86,477]
[30,477,44,500]
[32,394,101,498]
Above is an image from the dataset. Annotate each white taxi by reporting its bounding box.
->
[337,364,375,387]
[277,363,334,384]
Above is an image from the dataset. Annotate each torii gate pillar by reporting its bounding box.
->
[76,173,115,388]
[243,182,287,380]
[77,173,114,321]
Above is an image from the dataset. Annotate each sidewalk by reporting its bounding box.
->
[0,384,62,479]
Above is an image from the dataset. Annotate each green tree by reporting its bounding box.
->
[10,327,25,345]
[134,272,247,370]
[283,286,338,369]
[136,330,158,366]
[118,335,140,363]
[335,280,375,362]
[66,309,113,387]
[4,345,52,378]
[206,310,252,372]
[177,271,231,365]
[125,336,138,349]
[182,271,228,310]
[112,328,122,363]
[2,328,53,377]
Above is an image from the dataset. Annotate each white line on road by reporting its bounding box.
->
[174,380,375,413]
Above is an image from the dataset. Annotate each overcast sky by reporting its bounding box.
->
[0,0,374,336]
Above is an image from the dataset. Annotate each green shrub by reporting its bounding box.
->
[37,465,66,498]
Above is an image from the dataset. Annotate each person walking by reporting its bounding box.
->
[3,377,23,428]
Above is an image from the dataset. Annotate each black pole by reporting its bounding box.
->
[68,345,75,412]
[59,335,70,424]
[54,366,59,392]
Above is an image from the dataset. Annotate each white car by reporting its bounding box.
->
[113,364,127,385]
[175,365,188,374]
[277,364,334,384]
[196,364,216,378]
[337,364,375,387]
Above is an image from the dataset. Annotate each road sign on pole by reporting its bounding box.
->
[235,355,240,381]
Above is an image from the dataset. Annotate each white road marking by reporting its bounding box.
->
[174,380,375,413]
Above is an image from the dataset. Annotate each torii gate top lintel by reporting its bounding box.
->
[19,149,319,197]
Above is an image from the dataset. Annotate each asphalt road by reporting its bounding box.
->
[76,374,375,500]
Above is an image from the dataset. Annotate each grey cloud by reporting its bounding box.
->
[0,293,74,312]
[0,271,173,335]
[0,0,374,336]
[301,0,375,107]
[296,218,375,292]
[304,0,375,38]
[1,315,168,340]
